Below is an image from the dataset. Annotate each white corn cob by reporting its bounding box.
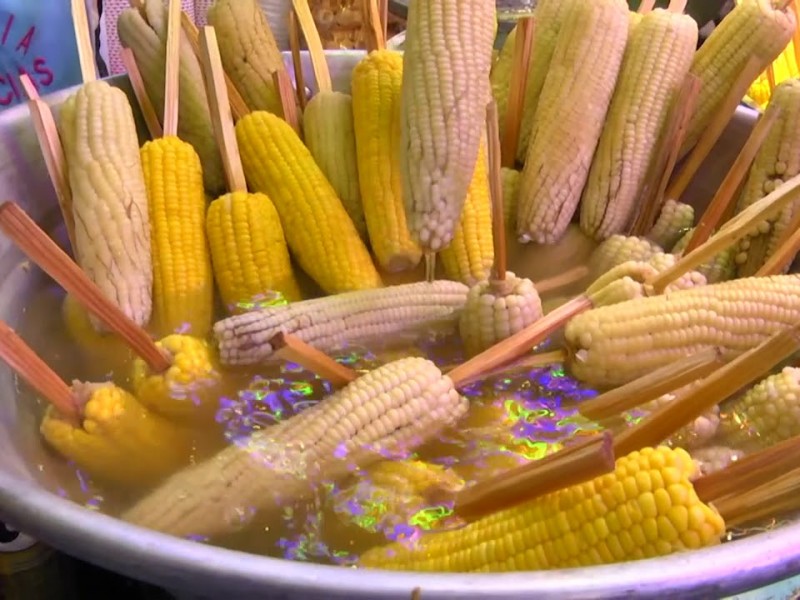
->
[214,281,470,365]
[691,446,746,477]
[672,228,736,283]
[639,382,720,450]
[565,274,800,386]
[646,199,695,251]
[458,272,543,357]
[122,357,469,539]
[588,235,663,279]
[400,0,496,251]
[516,0,629,245]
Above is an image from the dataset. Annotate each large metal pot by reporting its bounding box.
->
[0,51,798,600]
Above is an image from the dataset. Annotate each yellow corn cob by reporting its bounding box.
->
[491,25,517,147]
[459,273,543,357]
[720,366,800,446]
[565,274,800,387]
[673,228,736,283]
[140,137,213,338]
[588,235,662,279]
[40,382,194,487]
[213,280,469,365]
[351,50,421,270]
[581,10,698,240]
[517,0,629,245]
[360,446,726,571]
[131,335,221,422]
[646,199,695,251]
[58,80,152,329]
[691,446,746,477]
[440,143,494,286]
[400,0,496,251]
[735,79,800,276]
[680,0,796,158]
[515,0,580,162]
[236,111,382,293]
[123,357,470,539]
[118,0,225,194]
[746,35,800,108]
[304,91,366,240]
[207,0,283,114]
[206,191,301,310]
[502,167,521,233]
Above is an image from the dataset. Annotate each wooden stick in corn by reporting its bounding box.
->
[638,0,656,13]
[119,48,163,139]
[713,466,800,527]
[756,209,800,275]
[270,69,301,134]
[500,17,534,169]
[287,12,307,110]
[270,332,358,389]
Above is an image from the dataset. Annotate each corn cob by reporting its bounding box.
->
[502,167,521,233]
[206,191,301,310]
[207,0,283,115]
[131,335,221,422]
[734,79,800,276]
[140,136,213,338]
[588,235,662,279]
[40,382,194,487]
[720,366,800,447]
[351,50,421,270]
[517,0,629,245]
[746,36,799,108]
[118,0,225,194]
[646,199,695,251]
[565,274,800,387]
[123,357,469,539]
[680,0,796,158]
[236,111,382,293]
[57,80,152,329]
[304,91,366,240]
[580,10,697,240]
[458,273,543,357]
[360,446,725,571]
[515,0,580,162]
[400,0,496,251]
[638,383,720,451]
[214,280,469,366]
[672,228,737,284]
[691,446,746,477]
[491,25,517,147]
[439,142,494,286]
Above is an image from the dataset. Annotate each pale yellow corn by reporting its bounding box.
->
[673,228,736,283]
[691,446,746,477]
[588,235,662,279]
[646,199,695,251]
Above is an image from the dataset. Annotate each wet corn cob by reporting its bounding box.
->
[140,136,214,338]
[639,383,720,450]
[58,80,153,329]
[580,10,697,240]
[439,142,494,286]
[118,0,225,194]
[646,200,695,252]
[352,50,421,270]
[207,0,283,114]
[360,446,726,571]
[502,168,521,233]
[735,79,800,276]
[206,191,301,310]
[236,111,382,293]
[517,0,629,245]
[565,274,800,387]
[123,357,469,539]
[680,0,796,158]
[588,235,662,279]
[459,273,543,357]
[672,228,736,283]
[691,446,746,477]
[304,91,366,240]
[214,280,469,366]
[400,0,496,251]
[131,335,221,422]
[40,382,194,487]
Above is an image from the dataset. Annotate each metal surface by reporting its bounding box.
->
[0,51,797,600]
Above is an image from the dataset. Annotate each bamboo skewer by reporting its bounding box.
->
[362,0,386,52]
[667,0,688,13]
[270,333,359,388]
[445,349,567,388]
[637,0,656,14]
[120,48,163,139]
[487,100,507,281]
[501,17,534,168]
[712,467,800,527]
[161,0,182,138]
[534,265,590,295]
[288,11,308,110]
[71,0,97,83]
[293,0,333,92]
[271,69,301,133]
[756,206,800,275]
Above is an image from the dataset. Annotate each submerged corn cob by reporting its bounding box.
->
[400,0,496,251]
[735,79,800,276]
[352,50,421,270]
[304,91,366,240]
[502,167,521,233]
[691,446,746,477]
[646,200,695,251]
[131,335,221,422]
[207,0,283,114]
[639,383,720,450]
[680,0,796,158]
[236,111,382,293]
[588,235,662,279]
[40,382,193,487]
[360,446,725,571]
[140,137,213,338]
[58,80,152,329]
[123,357,469,539]
[439,143,494,286]
[565,274,800,387]
[517,0,629,245]
[459,273,543,357]
[581,10,697,240]
[206,191,301,310]
[672,228,737,283]
[118,0,224,194]
[214,280,469,365]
